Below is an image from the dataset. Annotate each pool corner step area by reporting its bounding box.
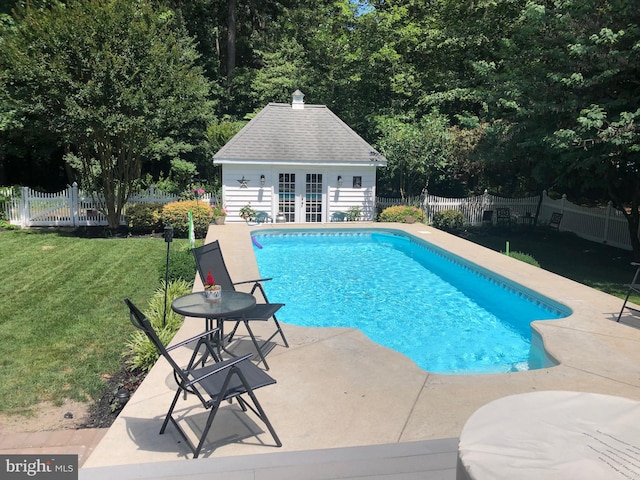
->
[81,438,459,480]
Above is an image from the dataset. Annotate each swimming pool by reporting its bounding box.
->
[252,229,571,374]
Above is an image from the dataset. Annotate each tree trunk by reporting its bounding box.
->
[226,0,237,93]
[0,150,6,185]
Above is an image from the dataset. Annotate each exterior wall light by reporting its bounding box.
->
[337,175,343,187]
[260,174,266,186]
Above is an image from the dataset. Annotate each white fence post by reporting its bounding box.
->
[20,186,29,226]
[70,182,79,227]
[604,201,612,244]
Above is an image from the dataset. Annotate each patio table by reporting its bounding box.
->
[457,390,640,480]
[171,290,256,356]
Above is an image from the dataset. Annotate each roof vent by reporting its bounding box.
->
[291,90,305,109]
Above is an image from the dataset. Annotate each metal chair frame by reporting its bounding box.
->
[192,241,289,370]
[617,262,640,322]
[124,298,281,458]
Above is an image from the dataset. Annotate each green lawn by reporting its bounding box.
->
[0,229,192,416]
[462,227,640,304]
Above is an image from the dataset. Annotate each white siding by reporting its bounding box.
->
[221,166,275,223]
[221,164,378,223]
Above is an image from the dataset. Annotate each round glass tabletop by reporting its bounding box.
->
[171,291,256,318]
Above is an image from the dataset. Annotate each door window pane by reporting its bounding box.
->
[279,173,296,222]
[305,173,323,223]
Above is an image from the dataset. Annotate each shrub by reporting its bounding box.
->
[125,279,192,372]
[160,246,197,284]
[161,200,212,238]
[432,209,466,232]
[505,251,540,267]
[346,206,362,221]
[125,202,164,234]
[378,205,426,223]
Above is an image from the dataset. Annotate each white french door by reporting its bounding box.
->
[278,172,324,223]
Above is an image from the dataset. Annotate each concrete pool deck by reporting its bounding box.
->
[82,222,640,475]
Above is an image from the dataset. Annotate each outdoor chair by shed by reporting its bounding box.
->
[192,241,289,370]
[124,298,281,459]
[254,211,273,224]
[549,212,563,230]
[481,210,493,227]
[331,211,347,222]
[496,208,511,227]
[616,262,640,322]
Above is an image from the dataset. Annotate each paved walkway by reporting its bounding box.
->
[0,428,108,467]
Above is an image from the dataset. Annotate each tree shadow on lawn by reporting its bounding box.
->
[459,227,637,301]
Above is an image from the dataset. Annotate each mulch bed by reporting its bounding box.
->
[80,363,147,429]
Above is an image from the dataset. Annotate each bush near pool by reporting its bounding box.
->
[378,205,426,223]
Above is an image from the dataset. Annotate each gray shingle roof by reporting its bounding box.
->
[214,103,387,166]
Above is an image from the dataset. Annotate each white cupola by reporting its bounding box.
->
[291,90,305,109]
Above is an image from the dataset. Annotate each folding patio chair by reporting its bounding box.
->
[124,298,281,458]
[549,212,563,230]
[481,210,493,226]
[331,211,347,222]
[254,211,273,224]
[496,208,511,227]
[616,262,640,322]
[192,241,289,370]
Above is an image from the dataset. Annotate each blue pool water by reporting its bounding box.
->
[252,229,570,374]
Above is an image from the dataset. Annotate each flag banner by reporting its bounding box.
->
[188,211,195,249]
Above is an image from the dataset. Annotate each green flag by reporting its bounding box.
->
[188,210,195,249]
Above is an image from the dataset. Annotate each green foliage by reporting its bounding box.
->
[0,0,214,228]
[162,246,197,284]
[161,200,212,238]
[346,206,362,221]
[239,203,257,222]
[505,251,540,268]
[125,202,165,234]
[211,204,228,217]
[125,280,192,372]
[432,209,466,232]
[378,205,426,223]
[375,112,453,197]
[206,120,246,153]
[155,159,200,196]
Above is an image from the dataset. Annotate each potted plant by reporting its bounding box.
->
[203,270,222,303]
[211,204,228,225]
[239,203,257,223]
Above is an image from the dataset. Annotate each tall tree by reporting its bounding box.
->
[0,0,214,228]
[375,112,452,198]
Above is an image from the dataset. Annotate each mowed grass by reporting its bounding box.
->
[463,227,640,305]
[0,229,191,416]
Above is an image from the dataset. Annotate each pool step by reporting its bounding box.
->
[81,438,459,479]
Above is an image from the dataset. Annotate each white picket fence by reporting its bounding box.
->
[421,190,636,251]
[2,184,637,251]
[2,183,215,228]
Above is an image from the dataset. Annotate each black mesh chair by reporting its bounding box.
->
[549,212,563,230]
[192,241,289,370]
[617,262,640,322]
[496,207,511,227]
[124,298,281,458]
[481,210,493,226]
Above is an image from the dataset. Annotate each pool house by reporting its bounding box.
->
[213,90,387,223]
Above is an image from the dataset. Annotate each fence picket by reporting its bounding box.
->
[3,186,638,251]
